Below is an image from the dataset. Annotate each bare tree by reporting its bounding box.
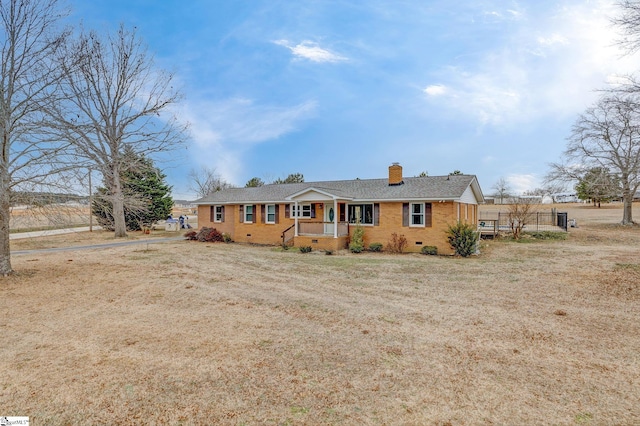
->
[548,94,640,225]
[48,24,187,237]
[613,1,640,53]
[0,0,69,275]
[188,166,232,198]
[507,197,539,239]
[491,177,512,204]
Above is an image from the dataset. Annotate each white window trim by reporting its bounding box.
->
[291,204,312,218]
[266,204,276,224]
[347,203,374,225]
[410,202,425,227]
[244,204,254,223]
[214,205,223,223]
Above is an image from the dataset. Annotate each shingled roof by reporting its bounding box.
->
[195,174,484,205]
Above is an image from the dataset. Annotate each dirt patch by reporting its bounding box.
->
[1,204,640,424]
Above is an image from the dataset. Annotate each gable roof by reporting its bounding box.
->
[195,174,484,205]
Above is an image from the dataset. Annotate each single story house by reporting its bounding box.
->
[194,163,484,254]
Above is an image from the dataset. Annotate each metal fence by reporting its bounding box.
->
[478,211,568,236]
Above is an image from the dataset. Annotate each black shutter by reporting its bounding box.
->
[311,204,316,218]
[285,204,290,218]
[239,205,244,223]
[339,203,345,222]
[253,205,257,223]
[221,206,225,223]
[261,204,265,224]
[374,203,380,226]
[210,206,215,223]
[402,203,409,227]
[275,205,280,224]
[425,203,432,227]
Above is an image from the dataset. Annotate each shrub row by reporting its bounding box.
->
[185,227,232,243]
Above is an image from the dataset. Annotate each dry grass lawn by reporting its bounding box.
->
[1,204,640,424]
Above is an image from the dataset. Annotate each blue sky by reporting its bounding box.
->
[69,0,638,199]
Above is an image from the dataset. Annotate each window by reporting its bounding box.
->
[244,204,254,223]
[214,205,224,222]
[291,204,312,218]
[410,203,424,226]
[266,204,276,224]
[348,204,374,225]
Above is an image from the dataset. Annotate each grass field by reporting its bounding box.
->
[1,203,640,424]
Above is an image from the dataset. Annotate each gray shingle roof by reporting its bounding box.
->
[195,174,484,204]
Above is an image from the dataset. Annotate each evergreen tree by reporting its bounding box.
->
[245,177,265,187]
[273,173,304,184]
[92,149,173,231]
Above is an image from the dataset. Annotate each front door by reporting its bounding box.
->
[324,203,335,235]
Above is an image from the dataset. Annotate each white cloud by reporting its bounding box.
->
[183,98,317,183]
[423,84,447,96]
[507,173,539,194]
[274,39,347,63]
[422,1,639,127]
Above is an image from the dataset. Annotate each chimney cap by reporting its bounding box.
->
[391,162,400,166]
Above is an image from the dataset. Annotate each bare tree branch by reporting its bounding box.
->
[47,24,188,237]
[0,0,70,275]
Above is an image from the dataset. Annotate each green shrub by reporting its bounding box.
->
[299,246,312,253]
[421,245,438,255]
[386,233,408,253]
[324,250,333,255]
[368,242,383,252]
[523,231,567,241]
[446,222,479,257]
[349,225,365,253]
[222,233,233,243]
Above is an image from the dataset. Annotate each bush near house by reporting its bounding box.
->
[368,242,383,252]
[185,227,224,242]
[421,245,438,255]
[349,225,365,253]
[386,233,408,253]
[447,222,479,257]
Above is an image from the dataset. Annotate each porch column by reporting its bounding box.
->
[333,198,338,238]
[294,201,299,236]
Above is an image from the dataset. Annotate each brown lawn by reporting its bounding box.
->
[1,203,640,424]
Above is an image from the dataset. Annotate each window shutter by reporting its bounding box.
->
[275,204,280,224]
[402,203,409,227]
[253,205,257,223]
[425,203,432,227]
[374,203,380,226]
[210,206,215,223]
[285,204,290,218]
[221,206,225,223]
[261,204,266,224]
[311,204,316,218]
[239,205,244,223]
[339,203,345,222]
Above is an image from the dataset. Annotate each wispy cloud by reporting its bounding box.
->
[274,39,347,63]
[183,98,317,183]
[422,1,638,127]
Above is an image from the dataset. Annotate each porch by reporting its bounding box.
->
[282,221,350,251]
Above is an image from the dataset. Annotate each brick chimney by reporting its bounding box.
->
[388,162,403,186]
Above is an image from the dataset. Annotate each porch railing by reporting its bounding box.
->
[297,221,349,237]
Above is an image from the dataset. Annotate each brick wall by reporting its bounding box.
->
[198,201,478,254]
